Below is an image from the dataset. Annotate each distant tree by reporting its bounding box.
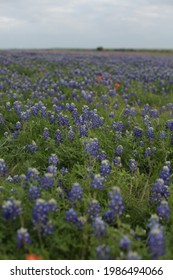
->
[96,46,104,51]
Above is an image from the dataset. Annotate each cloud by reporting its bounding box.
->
[0,0,173,48]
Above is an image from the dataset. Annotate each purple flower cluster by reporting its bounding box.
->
[32,198,57,235]
[147,215,166,259]
[86,200,101,220]
[65,208,86,229]
[26,140,38,154]
[92,217,106,238]
[150,178,170,204]
[68,182,83,202]
[16,228,31,248]
[48,154,60,166]
[84,138,100,158]
[108,187,124,216]
[39,173,54,190]
[100,160,111,178]
[2,199,22,220]
[96,244,111,260]
[0,159,7,176]
[91,174,104,190]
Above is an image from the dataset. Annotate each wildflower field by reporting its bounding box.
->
[0,50,173,260]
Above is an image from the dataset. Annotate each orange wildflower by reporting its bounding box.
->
[25,253,42,260]
[97,75,102,82]
[114,82,120,89]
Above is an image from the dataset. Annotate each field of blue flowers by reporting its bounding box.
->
[0,50,173,260]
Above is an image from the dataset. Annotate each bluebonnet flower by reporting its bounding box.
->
[54,129,63,144]
[32,198,56,235]
[124,105,131,116]
[68,126,75,140]
[14,101,23,114]
[130,107,136,116]
[103,210,115,224]
[60,166,68,176]
[92,217,106,238]
[68,182,83,202]
[65,208,79,225]
[108,187,124,216]
[31,105,39,116]
[86,200,101,220]
[6,102,11,110]
[32,198,49,224]
[82,105,90,117]
[144,104,150,114]
[157,200,170,221]
[12,130,19,138]
[144,115,152,127]
[46,165,57,175]
[97,150,107,162]
[16,228,31,247]
[40,106,47,118]
[42,127,50,140]
[12,175,20,183]
[20,110,31,121]
[16,121,22,129]
[48,199,58,212]
[127,251,141,260]
[43,220,55,235]
[71,107,79,121]
[159,131,166,140]
[113,121,124,132]
[146,127,155,139]
[2,199,22,220]
[28,185,41,199]
[165,119,173,131]
[39,173,54,190]
[58,113,70,127]
[145,147,151,157]
[147,214,160,229]
[109,112,114,118]
[132,126,143,138]
[26,141,38,154]
[65,208,85,229]
[114,145,124,156]
[129,159,138,172]
[96,244,111,260]
[26,167,39,182]
[147,225,165,259]
[90,113,104,129]
[100,160,111,178]
[150,178,170,204]
[139,141,144,146]
[167,103,173,110]
[49,114,56,123]
[119,236,131,251]
[113,156,122,167]
[84,138,100,158]
[150,109,159,118]
[48,154,60,166]
[0,158,7,176]
[159,165,171,186]
[77,216,87,229]
[79,124,88,137]
[91,174,104,190]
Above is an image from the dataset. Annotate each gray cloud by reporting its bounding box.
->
[0,0,173,49]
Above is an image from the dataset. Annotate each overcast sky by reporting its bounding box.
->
[0,0,173,49]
